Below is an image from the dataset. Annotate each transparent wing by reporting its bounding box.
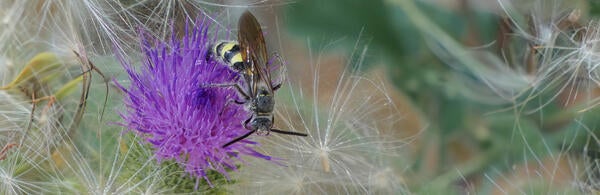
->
[238,11,273,93]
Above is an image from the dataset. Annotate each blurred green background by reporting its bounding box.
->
[267,0,600,193]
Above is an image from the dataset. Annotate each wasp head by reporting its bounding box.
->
[250,116,272,136]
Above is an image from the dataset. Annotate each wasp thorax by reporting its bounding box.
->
[253,87,274,113]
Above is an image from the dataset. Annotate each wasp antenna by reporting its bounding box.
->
[223,130,256,148]
[271,129,308,137]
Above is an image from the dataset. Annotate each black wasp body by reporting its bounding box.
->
[207,11,308,148]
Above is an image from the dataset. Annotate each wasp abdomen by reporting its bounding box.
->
[222,44,239,63]
[210,41,248,72]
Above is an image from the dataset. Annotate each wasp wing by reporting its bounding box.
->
[238,11,274,94]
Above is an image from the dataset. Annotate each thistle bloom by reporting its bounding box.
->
[116,18,271,184]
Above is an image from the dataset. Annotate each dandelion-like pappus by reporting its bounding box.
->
[115,17,272,184]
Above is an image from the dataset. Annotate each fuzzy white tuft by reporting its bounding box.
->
[229,40,411,194]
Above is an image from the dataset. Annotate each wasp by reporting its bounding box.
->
[208,11,308,148]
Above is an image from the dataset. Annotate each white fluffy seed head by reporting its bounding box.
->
[429,0,600,110]
[229,39,411,194]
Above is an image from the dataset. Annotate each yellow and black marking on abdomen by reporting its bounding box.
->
[207,41,248,72]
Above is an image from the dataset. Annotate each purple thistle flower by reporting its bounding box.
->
[115,18,272,184]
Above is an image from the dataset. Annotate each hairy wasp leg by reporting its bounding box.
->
[205,46,214,62]
[222,130,255,148]
[203,83,251,100]
[242,116,252,130]
[218,98,248,117]
[219,100,233,118]
[270,128,308,136]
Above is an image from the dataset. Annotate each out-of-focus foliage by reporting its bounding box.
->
[119,135,231,194]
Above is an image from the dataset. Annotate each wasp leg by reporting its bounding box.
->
[205,45,214,61]
[219,98,246,117]
[222,130,255,148]
[203,83,251,100]
[219,99,241,117]
[242,116,253,130]
[270,128,308,136]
